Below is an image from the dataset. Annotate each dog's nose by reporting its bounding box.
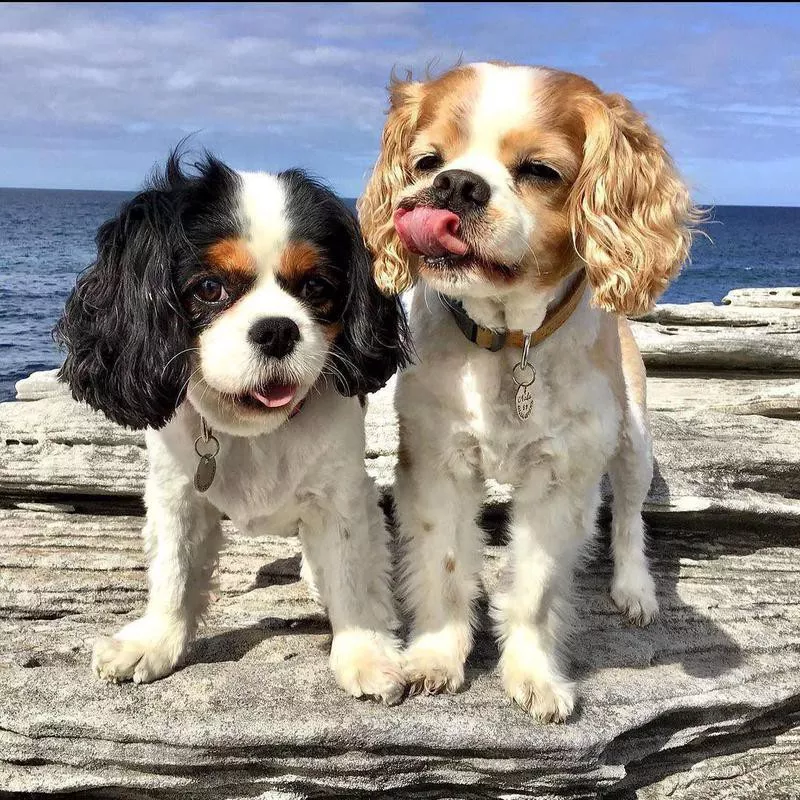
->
[431,169,491,212]
[248,317,300,360]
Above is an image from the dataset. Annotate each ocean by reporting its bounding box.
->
[1,187,798,402]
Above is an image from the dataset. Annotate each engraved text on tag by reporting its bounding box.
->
[515,382,534,420]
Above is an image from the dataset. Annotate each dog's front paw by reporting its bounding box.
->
[402,633,467,696]
[92,616,188,685]
[330,630,406,706]
[500,631,575,723]
[611,565,658,626]
[503,669,576,723]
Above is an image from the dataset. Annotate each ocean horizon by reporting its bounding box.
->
[1,187,798,402]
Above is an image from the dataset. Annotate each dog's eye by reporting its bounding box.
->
[300,277,332,301]
[194,278,228,304]
[414,154,443,173]
[514,160,561,183]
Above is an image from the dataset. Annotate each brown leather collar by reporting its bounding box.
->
[439,270,587,352]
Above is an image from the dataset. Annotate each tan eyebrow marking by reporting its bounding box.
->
[205,238,256,277]
[278,241,322,282]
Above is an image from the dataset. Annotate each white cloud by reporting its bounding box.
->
[0,2,798,201]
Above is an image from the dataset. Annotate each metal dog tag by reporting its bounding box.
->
[194,454,217,493]
[512,333,536,422]
[515,382,534,420]
[194,418,220,493]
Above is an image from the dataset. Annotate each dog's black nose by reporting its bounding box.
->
[431,169,491,212]
[248,317,300,359]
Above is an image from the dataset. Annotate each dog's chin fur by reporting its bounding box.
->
[57,150,410,704]
[358,62,697,721]
[185,377,317,437]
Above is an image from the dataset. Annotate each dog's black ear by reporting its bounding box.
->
[332,210,411,397]
[55,190,191,429]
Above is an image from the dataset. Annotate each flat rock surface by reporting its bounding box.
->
[646,375,800,418]
[638,301,800,326]
[2,293,799,798]
[2,383,799,528]
[631,320,800,373]
[722,287,800,309]
[1,506,799,799]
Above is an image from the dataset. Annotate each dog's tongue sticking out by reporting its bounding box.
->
[249,383,297,409]
[394,207,469,257]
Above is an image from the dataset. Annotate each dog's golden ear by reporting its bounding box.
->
[357,76,423,296]
[569,93,700,316]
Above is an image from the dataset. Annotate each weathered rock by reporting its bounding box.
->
[2,291,799,798]
[646,375,800,418]
[632,320,800,373]
[722,286,800,309]
[14,369,68,402]
[638,302,800,327]
[1,506,798,798]
[632,296,800,372]
[2,386,798,529]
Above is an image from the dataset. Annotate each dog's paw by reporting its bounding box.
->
[330,630,406,706]
[402,634,466,696]
[503,669,576,723]
[611,565,659,626]
[499,629,575,723]
[92,617,188,685]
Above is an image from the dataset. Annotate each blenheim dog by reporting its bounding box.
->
[57,152,409,704]
[358,62,697,721]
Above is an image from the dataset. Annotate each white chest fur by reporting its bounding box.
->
[148,389,366,536]
[397,287,622,488]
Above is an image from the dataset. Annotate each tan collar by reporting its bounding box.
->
[440,271,588,352]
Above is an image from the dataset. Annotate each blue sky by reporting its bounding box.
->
[1,2,798,205]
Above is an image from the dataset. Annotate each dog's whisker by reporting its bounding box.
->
[162,348,200,377]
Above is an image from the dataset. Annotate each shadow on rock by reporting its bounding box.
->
[190,614,330,666]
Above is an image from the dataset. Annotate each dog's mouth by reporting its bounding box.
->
[235,381,300,413]
[394,205,518,281]
[420,252,517,279]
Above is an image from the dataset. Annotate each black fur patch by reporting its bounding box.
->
[55,151,242,429]
[279,169,411,396]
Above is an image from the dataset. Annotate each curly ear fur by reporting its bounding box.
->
[569,93,701,316]
[332,208,411,396]
[55,187,191,430]
[357,76,423,296]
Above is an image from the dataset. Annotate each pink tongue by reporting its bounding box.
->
[394,207,468,257]
[250,383,297,409]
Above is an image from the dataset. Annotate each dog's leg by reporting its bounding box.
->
[299,476,405,705]
[493,482,599,723]
[92,454,223,685]
[608,402,658,626]
[396,448,484,696]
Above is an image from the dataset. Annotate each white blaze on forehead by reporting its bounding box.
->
[238,171,290,273]
[469,63,550,154]
[435,63,551,271]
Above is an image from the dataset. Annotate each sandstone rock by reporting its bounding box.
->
[634,296,800,372]
[1,506,798,798]
[638,301,800,327]
[722,286,800,309]
[646,376,800,418]
[2,291,799,798]
[632,319,800,372]
[14,369,66,402]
